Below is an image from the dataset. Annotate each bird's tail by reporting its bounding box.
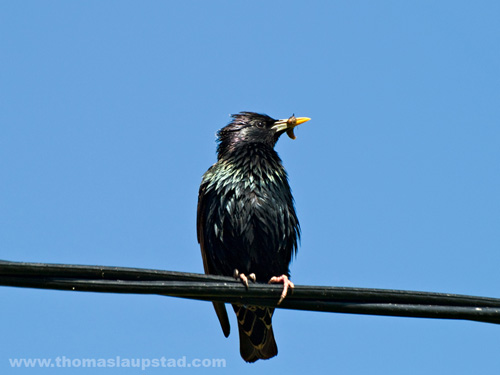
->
[232,304,277,363]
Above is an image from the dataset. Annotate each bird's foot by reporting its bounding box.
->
[233,269,256,289]
[268,274,295,305]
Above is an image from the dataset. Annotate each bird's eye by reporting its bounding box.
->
[256,121,266,128]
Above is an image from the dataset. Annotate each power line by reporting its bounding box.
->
[1,260,500,324]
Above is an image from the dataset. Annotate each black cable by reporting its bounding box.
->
[1,260,500,325]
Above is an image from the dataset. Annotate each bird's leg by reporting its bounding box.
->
[268,274,295,305]
[233,269,256,289]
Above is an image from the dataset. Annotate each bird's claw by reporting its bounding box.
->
[233,269,256,289]
[268,274,295,305]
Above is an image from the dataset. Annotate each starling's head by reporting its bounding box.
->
[216,112,310,155]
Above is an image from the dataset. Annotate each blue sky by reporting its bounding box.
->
[1,1,500,373]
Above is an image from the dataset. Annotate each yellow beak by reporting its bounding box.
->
[272,115,311,140]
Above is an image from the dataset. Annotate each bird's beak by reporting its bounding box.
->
[272,115,311,140]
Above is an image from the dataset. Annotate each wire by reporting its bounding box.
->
[2,260,500,325]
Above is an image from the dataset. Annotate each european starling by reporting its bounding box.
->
[197,112,310,362]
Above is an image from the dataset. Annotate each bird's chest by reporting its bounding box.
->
[205,154,288,226]
[203,143,293,244]
[219,165,285,216]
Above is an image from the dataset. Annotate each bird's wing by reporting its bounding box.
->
[196,178,214,275]
[197,177,231,337]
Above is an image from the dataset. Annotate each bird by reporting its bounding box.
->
[197,111,310,362]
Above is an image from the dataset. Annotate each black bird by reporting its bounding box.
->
[197,112,310,362]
